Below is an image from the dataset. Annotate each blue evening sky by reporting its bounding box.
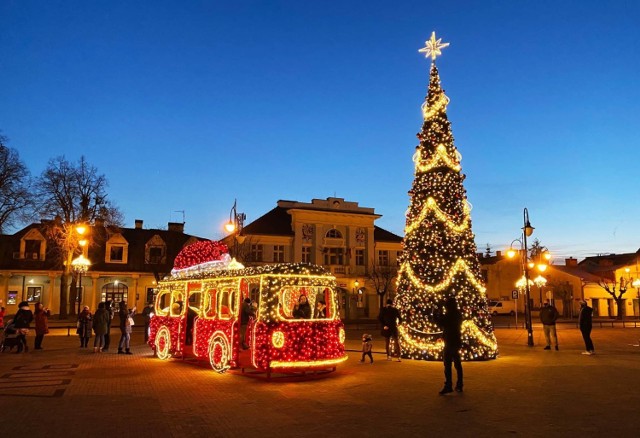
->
[1,1,639,261]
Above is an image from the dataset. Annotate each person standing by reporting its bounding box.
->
[33,302,51,350]
[118,301,136,355]
[579,300,595,355]
[13,301,34,353]
[240,298,254,349]
[92,302,110,353]
[540,300,560,350]
[77,306,93,348]
[103,300,114,351]
[435,296,463,395]
[378,299,402,361]
[142,302,154,343]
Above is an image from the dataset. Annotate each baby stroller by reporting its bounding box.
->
[1,320,20,352]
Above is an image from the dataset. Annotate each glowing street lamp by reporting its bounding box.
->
[225,199,246,260]
[71,254,91,315]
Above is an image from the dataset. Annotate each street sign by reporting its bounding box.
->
[512,290,519,300]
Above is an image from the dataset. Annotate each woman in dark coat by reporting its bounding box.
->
[92,302,110,353]
[77,306,93,348]
[34,302,51,350]
[13,301,34,353]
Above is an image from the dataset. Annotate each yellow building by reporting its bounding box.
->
[221,197,403,320]
[0,219,203,316]
[479,251,640,319]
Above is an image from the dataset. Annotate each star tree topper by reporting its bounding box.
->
[419,31,450,61]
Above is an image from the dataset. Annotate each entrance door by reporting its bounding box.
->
[633,299,640,318]
[592,299,599,317]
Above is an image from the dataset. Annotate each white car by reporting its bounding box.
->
[488,300,516,316]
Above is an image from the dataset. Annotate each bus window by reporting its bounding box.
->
[204,289,217,318]
[156,290,171,316]
[218,288,236,320]
[278,286,334,320]
[188,291,202,313]
[171,291,186,317]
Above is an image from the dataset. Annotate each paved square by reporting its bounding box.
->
[1,325,639,437]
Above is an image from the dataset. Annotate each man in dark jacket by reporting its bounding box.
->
[435,297,463,394]
[378,299,402,361]
[579,301,595,355]
[13,301,34,353]
[540,300,560,350]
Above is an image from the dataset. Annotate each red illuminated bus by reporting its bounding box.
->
[149,262,347,376]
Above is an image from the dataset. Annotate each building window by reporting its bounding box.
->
[101,282,128,304]
[148,246,164,264]
[378,250,389,266]
[355,249,365,266]
[325,229,343,239]
[27,286,42,303]
[324,248,344,265]
[25,240,42,260]
[145,287,156,304]
[302,246,311,263]
[110,246,124,262]
[273,245,285,262]
[251,244,263,262]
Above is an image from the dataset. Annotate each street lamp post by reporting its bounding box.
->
[225,199,246,260]
[71,255,91,316]
[521,208,535,347]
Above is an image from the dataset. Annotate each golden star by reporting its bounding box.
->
[419,31,450,61]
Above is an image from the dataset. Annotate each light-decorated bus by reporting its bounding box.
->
[148,240,348,376]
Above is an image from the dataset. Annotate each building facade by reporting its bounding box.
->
[0,219,203,316]
[221,197,403,320]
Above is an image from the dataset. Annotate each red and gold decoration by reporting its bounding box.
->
[149,240,347,375]
[395,33,498,361]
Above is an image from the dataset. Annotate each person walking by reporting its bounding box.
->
[540,300,560,350]
[33,302,51,350]
[142,302,154,343]
[579,300,595,355]
[435,296,463,395]
[13,301,34,353]
[92,302,110,353]
[378,299,402,361]
[118,301,136,355]
[77,306,93,348]
[360,333,374,364]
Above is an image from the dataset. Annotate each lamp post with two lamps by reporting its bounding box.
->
[506,208,536,347]
[225,199,246,261]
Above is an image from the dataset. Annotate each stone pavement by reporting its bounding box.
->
[1,325,639,437]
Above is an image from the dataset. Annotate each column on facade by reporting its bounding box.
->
[47,273,57,309]
[90,273,100,309]
[0,273,9,306]
[131,274,139,309]
[293,222,303,263]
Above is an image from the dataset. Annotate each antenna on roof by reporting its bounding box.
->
[174,210,185,224]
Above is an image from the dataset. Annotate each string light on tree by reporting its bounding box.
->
[395,33,498,361]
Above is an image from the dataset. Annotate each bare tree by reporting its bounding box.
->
[597,277,629,320]
[0,134,35,232]
[368,259,398,309]
[34,155,124,318]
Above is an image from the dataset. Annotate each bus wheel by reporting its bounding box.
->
[209,334,231,373]
[155,327,171,360]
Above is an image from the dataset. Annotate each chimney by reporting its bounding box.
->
[477,252,484,259]
[95,218,105,227]
[565,257,578,267]
[496,250,502,257]
[135,219,143,229]
[168,222,184,233]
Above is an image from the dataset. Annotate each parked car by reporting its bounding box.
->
[488,300,516,316]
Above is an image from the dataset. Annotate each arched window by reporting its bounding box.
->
[325,229,343,239]
[101,282,129,305]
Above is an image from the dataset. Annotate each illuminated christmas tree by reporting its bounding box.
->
[395,32,498,361]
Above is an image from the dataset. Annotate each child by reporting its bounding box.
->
[360,334,373,364]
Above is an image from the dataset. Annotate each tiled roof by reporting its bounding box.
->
[550,265,605,283]
[241,207,294,236]
[373,226,403,243]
